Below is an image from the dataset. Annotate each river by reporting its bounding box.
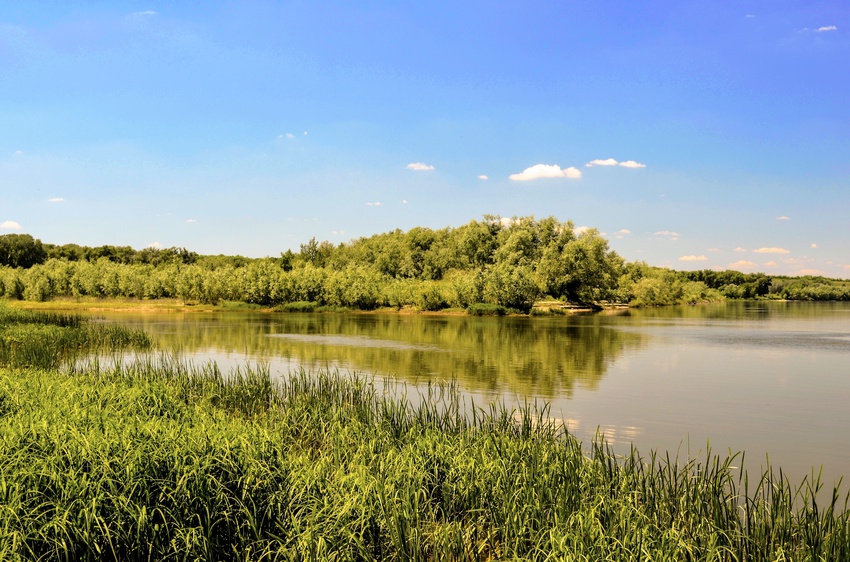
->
[86,301,850,486]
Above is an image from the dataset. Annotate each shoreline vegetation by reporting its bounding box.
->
[2,216,848,315]
[0,305,848,559]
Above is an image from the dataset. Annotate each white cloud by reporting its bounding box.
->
[754,247,790,254]
[477,175,489,180]
[1,221,22,230]
[654,230,680,240]
[585,158,646,168]
[811,243,818,249]
[131,10,157,16]
[708,248,721,252]
[776,215,790,220]
[286,133,295,139]
[407,162,434,171]
[13,150,24,157]
[734,247,748,252]
[509,164,581,181]
[614,229,631,239]
[586,158,619,167]
[147,242,161,248]
[304,131,308,136]
[331,230,345,235]
[186,219,197,223]
[763,261,777,267]
[746,14,755,18]
[729,260,757,270]
[817,26,838,32]
[402,199,408,204]
[574,226,591,236]
[365,202,382,206]
[798,268,825,275]
[48,197,65,203]
[679,255,707,262]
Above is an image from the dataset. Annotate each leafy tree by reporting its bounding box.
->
[0,234,47,268]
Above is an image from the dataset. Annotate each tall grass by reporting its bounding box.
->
[0,303,151,369]
[0,356,847,560]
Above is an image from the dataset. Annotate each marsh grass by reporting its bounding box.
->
[1,306,849,560]
[0,304,151,369]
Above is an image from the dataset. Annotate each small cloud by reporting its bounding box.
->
[574,226,591,236]
[147,242,161,249]
[734,247,748,252]
[708,248,721,252]
[407,162,435,171]
[304,131,308,135]
[285,133,295,139]
[654,230,680,240]
[509,164,581,181]
[186,219,197,223]
[48,197,65,203]
[776,215,790,220]
[1,221,22,230]
[746,14,755,18]
[13,150,24,158]
[131,10,157,16]
[798,268,825,275]
[810,243,818,249]
[365,202,382,206]
[729,260,757,270]
[331,230,345,235]
[586,158,619,167]
[817,26,838,32]
[679,255,708,262]
[402,199,408,204]
[477,175,489,180]
[500,217,519,228]
[614,229,631,239]
[843,265,850,271]
[754,247,790,254]
[585,158,646,168]
[763,261,777,267]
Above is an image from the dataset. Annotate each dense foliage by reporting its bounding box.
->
[1,217,847,311]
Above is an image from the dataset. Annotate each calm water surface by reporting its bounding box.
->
[91,301,850,485]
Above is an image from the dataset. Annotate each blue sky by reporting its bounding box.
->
[2,1,848,277]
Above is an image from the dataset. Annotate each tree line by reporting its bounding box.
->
[1,217,847,310]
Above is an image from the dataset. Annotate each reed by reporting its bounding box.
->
[0,355,847,560]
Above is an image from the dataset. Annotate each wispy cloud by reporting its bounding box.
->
[186,219,197,223]
[477,175,488,180]
[817,26,838,32]
[1,221,22,230]
[129,10,157,17]
[746,14,755,18]
[708,248,720,252]
[407,162,434,171]
[586,158,646,168]
[734,247,748,252]
[365,202,382,206]
[13,150,24,158]
[776,215,790,220]
[679,255,707,262]
[654,230,680,240]
[509,164,581,181]
[798,268,825,275]
[754,247,790,254]
[48,197,65,203]
[614,229,631,239]
[810,243,818,249]
[285,133,295,139]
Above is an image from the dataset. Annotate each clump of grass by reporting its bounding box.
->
[0,356,848,560]
[466,303,507,316]
[0,304,152,369]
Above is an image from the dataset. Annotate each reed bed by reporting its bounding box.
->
[0,355,847,560]
[0,304,152,369]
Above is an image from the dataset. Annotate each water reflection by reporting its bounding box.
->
[100,312,645,398]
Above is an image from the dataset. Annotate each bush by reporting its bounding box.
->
[466,303,507,316]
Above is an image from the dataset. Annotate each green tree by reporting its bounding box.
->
[0,234,47,268]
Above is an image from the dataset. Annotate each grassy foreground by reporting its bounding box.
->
[0,309,848,560]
